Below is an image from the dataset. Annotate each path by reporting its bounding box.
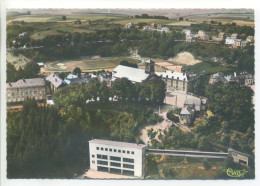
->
[140,111,192,145]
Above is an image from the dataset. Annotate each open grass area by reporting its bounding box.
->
[112,18,174,25]
[30,30,62,40]
[167,21,192,26]
[188,61,233,75]
[146,155,227,179]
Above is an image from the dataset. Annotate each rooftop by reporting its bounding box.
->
[180,107,192,115]
[7,78,46,89]
[184,97,201,106]
[46,73,64,88]
[112,65,150,83]
[89,139,147,149]
[156,70,188,81]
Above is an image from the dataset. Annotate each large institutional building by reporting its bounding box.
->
[6,78,48,103]
[89,139,147,177]
[156,70,190,92]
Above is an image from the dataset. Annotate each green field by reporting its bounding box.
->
[188,61,233,75]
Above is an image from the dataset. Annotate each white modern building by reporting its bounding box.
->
[89,139,147,177]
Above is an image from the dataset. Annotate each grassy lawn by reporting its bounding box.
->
[30,30,62,40]
[112,18,174,25]
[188,61,233,75]
[146,155,227,179]
[166,21,192,26]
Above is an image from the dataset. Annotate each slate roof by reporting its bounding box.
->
[7,78,46,89]
[66,73,78,80]
[180,107,192,115]
[46,74,64,88]
[112,65,150,83]
[89,139,147,149]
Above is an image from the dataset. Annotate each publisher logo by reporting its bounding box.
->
[223,168,248,178]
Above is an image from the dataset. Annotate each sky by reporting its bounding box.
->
[3,0,259,9]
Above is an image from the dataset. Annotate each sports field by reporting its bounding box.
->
[44,57,142,73]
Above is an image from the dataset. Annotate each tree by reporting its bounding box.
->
[72,67,82,78]
[62,16,67,21]
[120,60,138,68]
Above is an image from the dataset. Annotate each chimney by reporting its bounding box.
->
[234,72,237,77]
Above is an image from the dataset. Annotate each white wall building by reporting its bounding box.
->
[225,37,235,45]
[89,139,147,177]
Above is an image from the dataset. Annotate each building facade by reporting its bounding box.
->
[6,78,47,103]
[89,139,147,177]
[157,71,189,92]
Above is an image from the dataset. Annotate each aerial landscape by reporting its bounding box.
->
[6,8,255,179]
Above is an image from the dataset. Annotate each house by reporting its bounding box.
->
[19,32,27,37]
[209,72,229,84]
[112,60,158,83]
[98,72,112,86]
[6,78,48,103]
[183,97,205,112]
[231,33,238,39]
[198,30,207,39]
[218,32,225,40]
[151,23,157,29]
[232,72,254,85]
[46,73,67,93]
[37,62,45,67]
[125,22,134,28]
[180,105,195,124]
[89,139,147,177]
[241,41,248,48]
[247,36,254,42]
[233,39,241,47]
[225,37,235,45]
[64,73,91,85]
[186,35,192,42]
[183,29,191,36]
[156,70,189,92]
[160,27,170,33]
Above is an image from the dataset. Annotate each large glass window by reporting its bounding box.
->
[110,156,121,161]
[110,162,121,167]
[123,158,134,163]
[123,164,134,169]
[97,160,108,165]
[97,154,108,160]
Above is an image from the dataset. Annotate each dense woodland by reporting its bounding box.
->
[6,62,41,83]
[7,78,165,178]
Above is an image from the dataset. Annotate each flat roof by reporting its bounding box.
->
[89,139,147,149]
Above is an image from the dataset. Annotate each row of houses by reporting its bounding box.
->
[125,22,170,33]
[183,29,209,42]
[183,29,254,48]
[209,72,254,86]
[6,71,112,105]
